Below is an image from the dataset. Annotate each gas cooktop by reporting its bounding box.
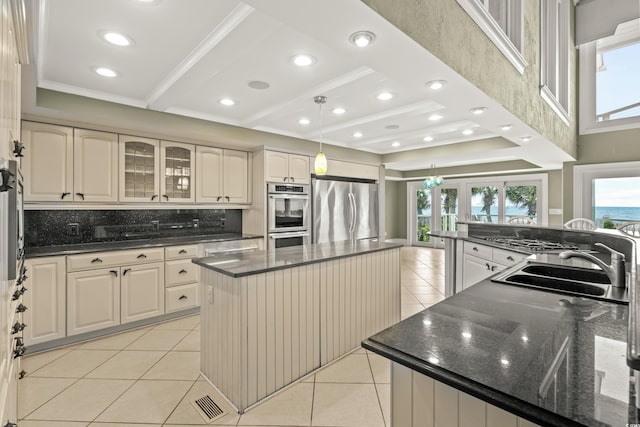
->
[479,237,580,252]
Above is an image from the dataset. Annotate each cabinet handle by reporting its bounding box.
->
[485,263,491,270]
[13,343,26,359]
[61,192,70,199]
[123,268,132,276]
[290,176,295,182]
[163,194,169,201]
[283,177,288,182]
[179,295,188,300]
[179,269,188,274]
[11,322,26,334]
[137,253,147,259]
[472,247,479,251]
[91,257,103,263]
[13,139,25,157]
[11,290,21,301]
[225,196,230,201]
[217,196,222,201]
[16,304,27,313]
[491,265,497,271]
[178,249,187,254]
[18,370,26,379]
[151,194,158,201]
[109,270,118,277]
[75,192,85,200]
[3,422,18,427]
[507,256,514,261]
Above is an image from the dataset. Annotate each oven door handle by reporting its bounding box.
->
[268,194,309,200]
[269,232,310,239]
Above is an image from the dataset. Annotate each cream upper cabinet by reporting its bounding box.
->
[67,268,120,336]
[196,146,248,204]
[21,121,74,202]
[74,129,119,202]
[119,135,160,203]
[120,262,165,324]
[265,151,310,184]
[160,141,195,203]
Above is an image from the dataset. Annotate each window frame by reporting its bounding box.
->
[540,0,571,126]
[457,0,528,74]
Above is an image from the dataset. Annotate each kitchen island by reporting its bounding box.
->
[193,240,402,413]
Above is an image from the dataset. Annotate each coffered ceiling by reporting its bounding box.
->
[30,0,574,172]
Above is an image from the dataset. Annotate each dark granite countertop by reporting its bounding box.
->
[363,280,635,427]
[25,233,263,258]
[192,240,403,278]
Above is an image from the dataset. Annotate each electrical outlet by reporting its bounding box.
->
[67,223,79,236]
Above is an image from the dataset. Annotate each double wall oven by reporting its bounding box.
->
[267,183,310,250]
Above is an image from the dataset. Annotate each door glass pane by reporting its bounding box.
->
[124,141,155,198]
[440,188,458,232]
[471,186,499,223]
[416,189,431,242]
[592,177,640,227]
[164,146,191,199]
[505,185,537,223]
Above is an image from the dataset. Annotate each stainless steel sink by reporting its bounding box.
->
[492,262,627,303]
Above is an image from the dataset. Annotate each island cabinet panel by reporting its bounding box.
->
[391,362,541,427]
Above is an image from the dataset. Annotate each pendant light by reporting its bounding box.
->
[314,95,328,175]
[423,163,444,189]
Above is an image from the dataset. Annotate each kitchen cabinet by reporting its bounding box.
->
[265,151,309,184]
[461,241,525,290]
[121,262,165,324]
[67,267,120,336]
[23,256,66,345]
[22,123,119,202]
[195,146,249,203]
[164,244,200,313]
[160,140,195,203]
[119,135,160,202]
[21,121,74,202]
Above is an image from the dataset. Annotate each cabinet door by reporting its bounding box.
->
[265,151,290,183]
[160,141,195,203]
[23,257,66,345]
[195,146,223,203]
[21,122,73,202]
[121,262,164,324]
[223,149,248,203]
[67,268,120,335]
[119,135,160,203]
[288,154,310,184]
[462,254,493,289]
[74,129,119,202]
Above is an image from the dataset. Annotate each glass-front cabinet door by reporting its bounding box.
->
[119,135,160,202]
[160,141,195,203]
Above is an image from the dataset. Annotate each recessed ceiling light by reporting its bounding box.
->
[219,98,235,106]
[376,92,393,101]
[428,356,439,364]
[423,320,432,326]
[462,129,474,136]
[332,107,346,115]
[428,114,443,121]
[99,31,134,47]
[350,30,376,47]
[500,358,510,366]
[426,80,446,90]
[292,54,316,67]
[298,118,310,125]
[94,67,118,78]
[462,332,472,339]
[500,124,513,131]
[353,131,363,138]
[522,335,529,342]
[520,136,532,142]
[248,80,270,90]
[391,141,400,147]
[470,107,487,115]
[385,124,400,130]
[423,136,434,142]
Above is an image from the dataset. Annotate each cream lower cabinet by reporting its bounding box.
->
[23,256,67,345]
[461,242,525,290]
[165,244,199,313]
[121,262,165,324]
[67,268,120,336]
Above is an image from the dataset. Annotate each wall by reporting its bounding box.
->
[361,0,578,158]
[385,180,407,239]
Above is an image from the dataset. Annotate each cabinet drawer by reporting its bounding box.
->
[492,248,526,266]
[165,244,199,260]
[463,241,492,259]
[166,283,199,313]
[67,247,164,271]
[166,259,198,286]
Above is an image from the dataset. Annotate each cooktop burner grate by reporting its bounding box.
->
[480,237,580,252]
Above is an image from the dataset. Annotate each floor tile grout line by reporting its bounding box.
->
[18,376,83,421]
[160,378,199,425]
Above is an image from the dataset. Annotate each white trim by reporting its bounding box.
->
[573,161,640,219]
[456,0,528,74]
[25,203,251,210]
[540,85,570,125]
[38,79,148,109]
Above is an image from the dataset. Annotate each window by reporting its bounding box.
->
[579,18,640,134]
[456,0,527,73]
[540,0,571,125]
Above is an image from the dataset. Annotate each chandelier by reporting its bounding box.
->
[423,164,444,189]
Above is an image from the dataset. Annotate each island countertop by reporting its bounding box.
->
[192,240,403,277]
[363,279,634,427]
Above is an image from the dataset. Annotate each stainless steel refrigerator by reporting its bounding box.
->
[312,176,379,244]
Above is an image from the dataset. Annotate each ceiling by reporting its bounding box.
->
[31,0,574,172]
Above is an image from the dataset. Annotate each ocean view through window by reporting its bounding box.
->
[592,177,640,227]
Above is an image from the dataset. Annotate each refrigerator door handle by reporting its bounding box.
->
[349,193,356,233]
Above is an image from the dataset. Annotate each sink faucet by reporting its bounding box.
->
[558,242,626,288]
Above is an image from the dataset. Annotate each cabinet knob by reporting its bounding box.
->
[109,270,118,277]
[137,253,147,259]
[179,295,188,300]
[123,268,132,276]
[179,269,188,275]
[178,249,187,254]
[61,192,70,199]
[75,192,85,200]
[91,257,103,264]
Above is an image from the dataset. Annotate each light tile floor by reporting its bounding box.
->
[19,246,444,427]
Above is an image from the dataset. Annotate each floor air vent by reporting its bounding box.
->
[191,394,226,423]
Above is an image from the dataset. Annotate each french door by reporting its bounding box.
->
[408,182,460,247]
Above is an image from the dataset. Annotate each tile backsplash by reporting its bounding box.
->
[25,209,242,247]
